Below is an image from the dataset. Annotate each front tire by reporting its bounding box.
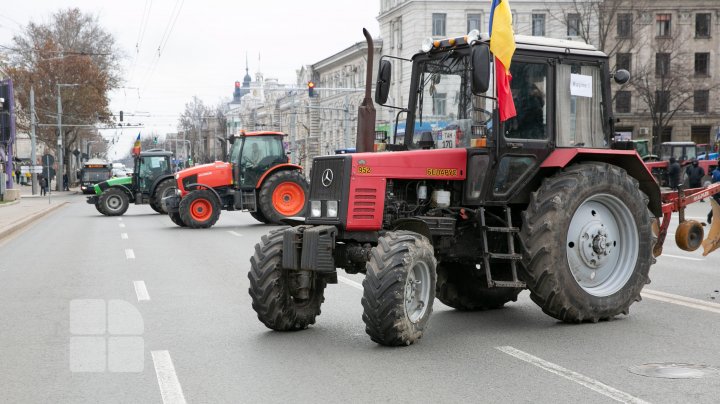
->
[258,170,308,224]
[436,262,521,310]
[361,231,436,346]
[248,227,326,330]
[178,190,221,228]
[520,162,654,323]
[98,188,129,216]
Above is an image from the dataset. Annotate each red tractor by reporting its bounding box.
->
[164,131,308,228]
[248,30,720,346]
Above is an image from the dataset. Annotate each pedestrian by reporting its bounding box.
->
[14,168,21,184]
[63,173,69,191]
[686,157,706,201]
[668,157,681,190]
[708,162,720,224]
[39,175,48,196]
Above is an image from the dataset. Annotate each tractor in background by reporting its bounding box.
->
[87,149,176,216]
[164,131,308,228]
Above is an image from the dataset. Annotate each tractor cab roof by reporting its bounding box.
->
[231,131,287,139]
[139,149,173,157]
[423,32,606,58]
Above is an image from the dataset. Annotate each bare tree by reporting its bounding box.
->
[5,8,122,175]
[178,96,213,163]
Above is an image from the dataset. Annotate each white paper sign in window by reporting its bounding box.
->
[570,74,593,98]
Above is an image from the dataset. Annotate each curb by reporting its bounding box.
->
[0,201,69,244]
[0,200,21,208]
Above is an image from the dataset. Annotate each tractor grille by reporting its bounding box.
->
[351,188,377,220]
[309,156,348,201]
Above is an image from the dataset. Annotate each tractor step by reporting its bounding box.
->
[489,253,523,260]
[486,226,519,233]
[491,280,526,288]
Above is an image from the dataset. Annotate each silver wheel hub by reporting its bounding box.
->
[566,194,639,297]
[107,195,121,210]
[404,261,430,323]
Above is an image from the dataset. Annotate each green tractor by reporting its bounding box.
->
[87,149,176,216]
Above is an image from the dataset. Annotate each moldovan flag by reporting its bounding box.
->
[489,0,517,122]
[132,133,141,156]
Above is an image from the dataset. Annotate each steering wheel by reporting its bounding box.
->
[474,108,493,125]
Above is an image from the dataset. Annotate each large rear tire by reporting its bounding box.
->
[153,178,177,214]
[98,188,129,216]
[178,190,221,228]
[258,170,308,224]
[250,210,271,224]
[149,202,163,213]
[436,261,521,310]
[520,162,654,323]
[248,227,326,330]
[168,211,187,227]
[361,231,436,346]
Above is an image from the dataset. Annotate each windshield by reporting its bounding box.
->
[635,142,649,157]
[82,169,111,182]
[408,51,489,148]
[229,139,243,165]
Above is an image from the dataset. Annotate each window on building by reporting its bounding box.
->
[567,13,580,36]
[656,53,670,77]
[467,13,482,33]
[696,13,711,38]
[694,90,709,113]
[616,91,631,113]
[660,126,672,143]
[616,53,631,72]
[433,93,447,116]
[432,13,446,36]
[695,53,709,76]
[691,125,712,144]
[617,13,633,38]
[532,14,545,36]
[656,14,672,37]
[656,90,670,113]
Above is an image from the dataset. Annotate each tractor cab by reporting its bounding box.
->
[133,149,173,194]
[660,141,697,162]
[228,131,288,189]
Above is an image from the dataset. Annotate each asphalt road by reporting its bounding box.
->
[1,195,719,403]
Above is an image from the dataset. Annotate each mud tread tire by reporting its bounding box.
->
[178,190,221,229]
[153,179,177,214]
[169,211,187,227]
[98,188,130,216]
[258,170,309,225]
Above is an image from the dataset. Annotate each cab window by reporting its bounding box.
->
[556,63,606,148]
[505,62,549,140]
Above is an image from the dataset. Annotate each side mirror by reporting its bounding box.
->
[471,43,491,94]
[228,136,236,145]
[375,60,392,105]
[614,69,630,85]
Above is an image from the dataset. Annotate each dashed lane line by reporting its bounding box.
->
[228,231,243,237]
[151,350,187,404]
[659,254,704,261]
[642,289,720,315]
[133,281,150,301]
[125,249,135,260]
[496,346,650,404]
[119,223,126,228]
[121,233,128,240]
[338,276,363,291]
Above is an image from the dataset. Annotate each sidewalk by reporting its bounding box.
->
[0,184,80,244]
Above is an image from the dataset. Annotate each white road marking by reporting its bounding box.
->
[125,249,135,260]
[642,289,720,315]
[133,281,150,301]
[117,218,123,221]
[151,350,187,404]
[228,231,243,237]
[660,254,704,262]
[496,346,649,404]
[338,276,363,291]
[119,223,126,228]
[121,233,128,240]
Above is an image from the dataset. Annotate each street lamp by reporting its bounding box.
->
[56,83,80,191]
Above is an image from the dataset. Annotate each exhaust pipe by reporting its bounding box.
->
[356,28,376,153]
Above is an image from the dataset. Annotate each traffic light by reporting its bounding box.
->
[308,81,315,97]
[153,136,158,144]
[119,110,123,122]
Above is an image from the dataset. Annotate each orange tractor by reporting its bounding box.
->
[164,131,308,228]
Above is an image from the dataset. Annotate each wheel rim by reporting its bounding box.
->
[271,182,305,216]
[566,193,639,297]
[404,261,431,323]
[190,199,212,222]
[106,195,122,212]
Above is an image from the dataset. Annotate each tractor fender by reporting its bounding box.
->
[184,182,223,205]
[390,218,433,241]
[255,164,304,189]
[540,148,662,218]
[105,184,134,200]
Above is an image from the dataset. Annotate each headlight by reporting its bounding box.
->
[310,200,322,217]
[421,37,434,53]
[326,200,338,217]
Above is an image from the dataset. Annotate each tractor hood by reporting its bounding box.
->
[175,161,233,195]
[93,176,132,195]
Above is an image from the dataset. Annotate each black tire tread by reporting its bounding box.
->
[178,190,221,228]
[98,188,129,216]
[258,170,309,225]
[153,178,176,214]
